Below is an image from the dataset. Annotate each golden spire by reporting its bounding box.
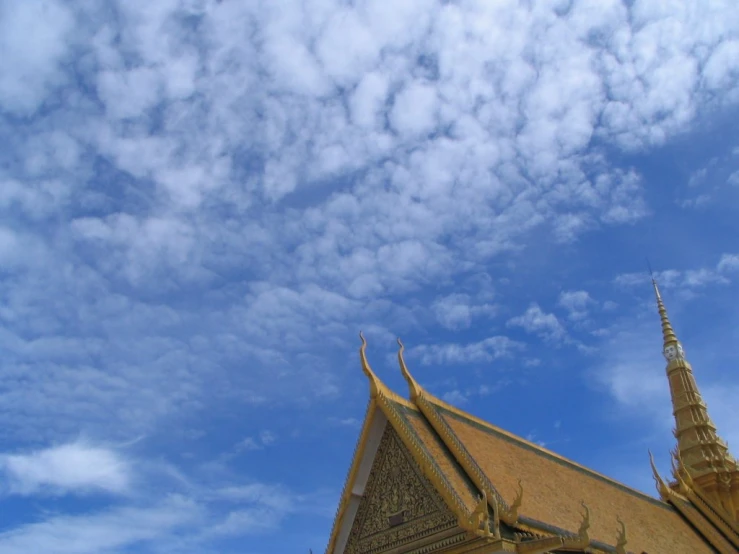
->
[652,279,679,348]
[650,281,739,520]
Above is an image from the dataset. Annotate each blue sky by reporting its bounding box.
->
[1,0,739,552]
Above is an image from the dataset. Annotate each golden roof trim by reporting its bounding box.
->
[683,486,739,548]
[396,340,513,526]
[648,450,737,552]
[358,334,492,541]
[325,334,416,554]
[324,399,380,554]
[395,342,621,550]
[515,535,564,554]
[375,391,490,538]
[666,497,739,554]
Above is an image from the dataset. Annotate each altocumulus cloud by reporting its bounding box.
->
[0,497,202,554]
[1,0,739,551]
[0,441,130,496]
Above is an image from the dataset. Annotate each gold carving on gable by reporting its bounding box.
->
[344,426,458,554]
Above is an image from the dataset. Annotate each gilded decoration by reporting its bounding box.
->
[344,425,458,554]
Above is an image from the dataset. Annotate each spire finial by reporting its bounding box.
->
[652,277,680,349]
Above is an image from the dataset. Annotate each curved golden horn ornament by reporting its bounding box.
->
[359,331,380,397]
[397,337,422,400]
[615,516,627,554]
[649,450,670,500]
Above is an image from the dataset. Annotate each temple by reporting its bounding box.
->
[324,283,739,554]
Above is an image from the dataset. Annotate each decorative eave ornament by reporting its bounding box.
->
[615,516,628,554]
[649,450,672,501]
[359,331,381,398]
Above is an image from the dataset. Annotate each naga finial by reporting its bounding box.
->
[674,448,695,488]
[508,479,523,522]
[670,448,680,481]
[359,332,380,397]
[561,501,590,549]
[615,516,627,554]
[578,501,591,538]
[397,337,423,400]
[649,450,670,500]
[463,490,493,537]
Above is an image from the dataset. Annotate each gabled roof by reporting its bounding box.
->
[326,336,731,554]
[325,335,491,554]
[425,395,715,553]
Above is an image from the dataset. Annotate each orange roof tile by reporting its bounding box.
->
[429,401,715,553]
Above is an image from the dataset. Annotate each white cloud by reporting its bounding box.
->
[350,72,390,129]
[558,290,594,321]
[591,317,673,435]
[237,438,261,451]
[431,293,496,330]
[409,336,524,366]
[0,442,130,496]
[328,417,360,428]
[207,482,299,536]
[236,431,277,452]
[507,304,567,343]
[0,496,202,554]
[0,0,74,115]
[616,254,739,293]
[703,384,739,454]
[688,167,708,187]
[259,430,276,446]
[718,253,739,272]
[97,67,162,120]
[702,39,739,93]
[390,82,439,138]
[441,389,468,405]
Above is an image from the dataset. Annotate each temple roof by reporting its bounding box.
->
[325,335,492,554]
[325,335,735,554]
[424,394,715,553]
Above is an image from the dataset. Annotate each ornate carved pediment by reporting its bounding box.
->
[344,426,458,554]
